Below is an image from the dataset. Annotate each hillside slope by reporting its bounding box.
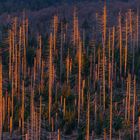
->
[0,0,136,14]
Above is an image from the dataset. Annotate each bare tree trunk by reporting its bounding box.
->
[49,33,53,125]
[119,12,122,76]
[78,40,82,125]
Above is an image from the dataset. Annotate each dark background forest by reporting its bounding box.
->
[0,0,134,14]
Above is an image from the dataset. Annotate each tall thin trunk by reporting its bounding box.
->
[102,38,106,111]
[53,15,58,51]
[9,30,12,81]
[49,33,53,125]
[103,3,107,44]
[57,129,60,140]
[112,27,115,79]
[78,40,82,125]
[63,98,66,117]
[10,116,12,137]
[66,50,70,84]
[119,12,122,76]
[125,14,128,75]
[60,22,63,86]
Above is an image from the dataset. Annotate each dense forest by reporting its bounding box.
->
[0,0,140,140]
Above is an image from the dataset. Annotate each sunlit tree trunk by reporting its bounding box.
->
[53,15,58,51]
[108,29,111,63]
[78,40,82,125]
[102,38,106,111]
[23,16,26,80]
[104,128,106,140]
[9,30,12,81]
[125,15,128,75]
[15,44,18,98]
[66,50,70,84]
[57,129,60,140]
[18,26,21,103]
[119,12,122,76]
[103,3,107,44]
[60,22,63,86]
[49,33,53,125]
[10,116,12,137]
[25,133,28,140]
[25,17,28,47]
[11,65,14,119]
[63,98,66,117]
[112,27,115,79]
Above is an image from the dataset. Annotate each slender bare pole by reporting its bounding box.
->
[9,30,12,81]
[102,37,106,111]
[63,98,66,117]
[103,3,107,44]
[78,40,82,125]
[57,129,60,140]
[53,15,58,51]
[119,12,122,76]
[112,27,115,79]
[125,14,128,75]
[49,33,53,125]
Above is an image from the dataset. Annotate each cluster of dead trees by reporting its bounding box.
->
[0,3,140,140]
